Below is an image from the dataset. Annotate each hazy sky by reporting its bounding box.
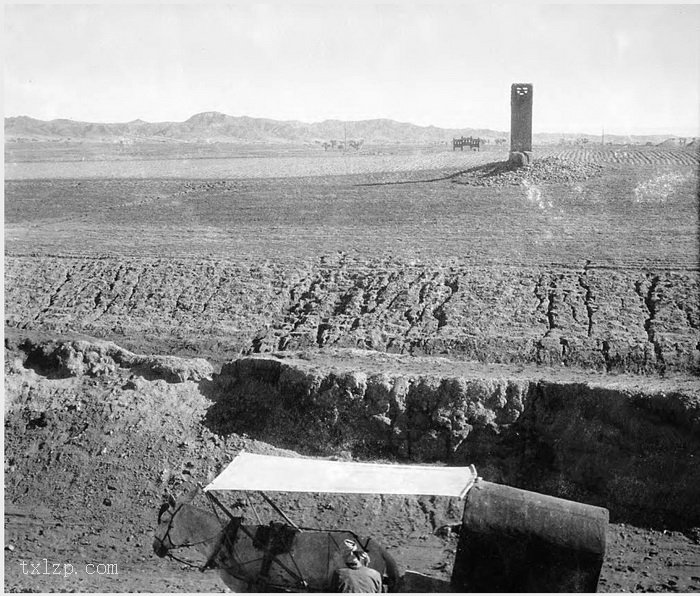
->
[4,2,700,135]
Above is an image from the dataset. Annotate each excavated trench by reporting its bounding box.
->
[204,352,700,529]
[5,336,700,532]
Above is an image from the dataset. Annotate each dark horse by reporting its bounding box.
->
[153,492,401,592]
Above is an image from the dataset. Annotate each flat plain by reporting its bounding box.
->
[5,144,699,371]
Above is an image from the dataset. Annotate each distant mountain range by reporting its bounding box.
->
[4,112,685,146]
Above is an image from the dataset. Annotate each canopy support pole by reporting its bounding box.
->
[248,494,264,525]
[203,488,239,523]
[259,491,302,531]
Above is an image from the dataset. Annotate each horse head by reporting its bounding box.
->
[152,487,219,559]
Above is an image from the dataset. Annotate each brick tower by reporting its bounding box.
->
[510,83,533,165]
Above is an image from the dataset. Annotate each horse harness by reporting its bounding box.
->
[221,520,310,590]
[157,502,379,592]
[158,503,310,589]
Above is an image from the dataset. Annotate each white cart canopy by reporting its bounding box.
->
[204,452,477,499]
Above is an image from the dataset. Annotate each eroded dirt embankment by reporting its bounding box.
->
[5,336,700,592]
[6,336,700,528]
[208,350,700,528]
[5,255,700,375]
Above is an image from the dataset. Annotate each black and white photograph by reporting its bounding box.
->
[4,1,700,592]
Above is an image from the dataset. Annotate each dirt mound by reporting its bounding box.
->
[656,138,686,147]
[6,334,214,382]
[453,157,604,187]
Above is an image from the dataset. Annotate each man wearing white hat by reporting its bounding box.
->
[331,549,382,593]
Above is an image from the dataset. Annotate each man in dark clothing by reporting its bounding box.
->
[331,550,383,593]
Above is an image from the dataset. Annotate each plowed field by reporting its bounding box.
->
[5,146,699,373]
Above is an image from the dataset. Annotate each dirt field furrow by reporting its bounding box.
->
[6,256,699,374]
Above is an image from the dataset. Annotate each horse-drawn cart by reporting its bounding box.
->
[453,136,481,151]
[154,452,608,592]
